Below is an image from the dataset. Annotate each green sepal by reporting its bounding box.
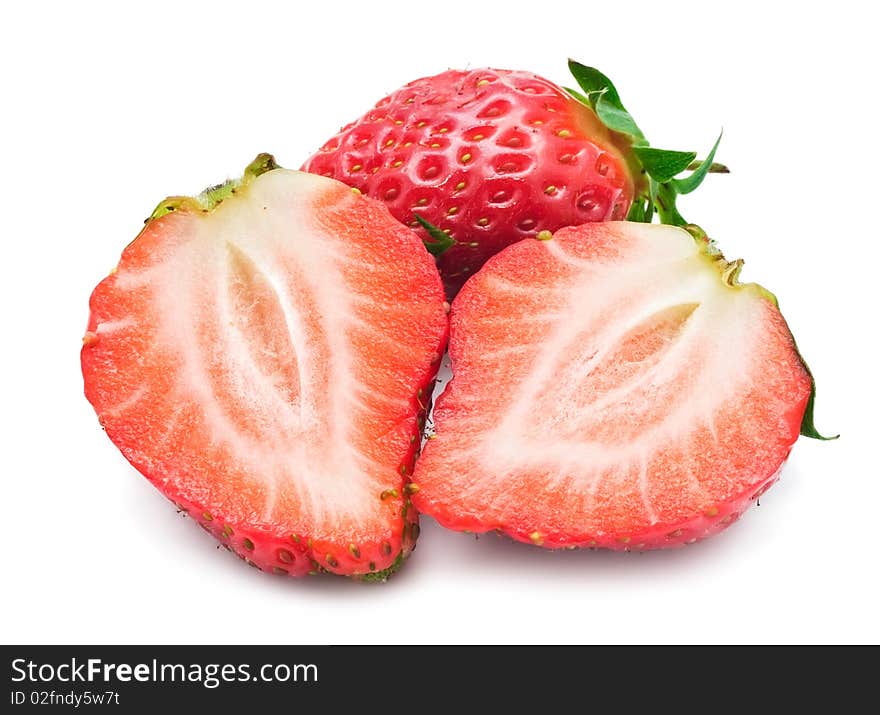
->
[566,60,728,228]
[563,85,591,105]
[594,94,646,143]
[567,60,645,142]
[793,352,839,441]
[627,200,646,222]
[800,379,838,441]
[632,147,698,183]
[655,182,687,226]
[750,287,837,442]
[147,153,280,222]
[673,132,723,195]
[359,552,405,583]
[148,198,195,222]
[414,213,456,256]
[645,177,659,223]
[243,152,279,180]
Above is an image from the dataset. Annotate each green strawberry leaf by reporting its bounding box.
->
[794,355,839,441]
[567,61,625,109]
[673,131,723,195]
[655,182,687,226]
[646,179,658,223]
[567,60,645,142]
[632,147,698,183]
[567,63,728,229]
[627,200,646,222]
[594,94,645,142]
[800,380,839,440]
[563,86,590,105]
[413,213,456,256]
[568,65,732,245]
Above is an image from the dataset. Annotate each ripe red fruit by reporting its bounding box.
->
[82,155,449,579]
[412,222,832,549]
[302,66,637,296]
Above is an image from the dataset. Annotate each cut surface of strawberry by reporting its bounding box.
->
[413,222,817,549]
[82,155,448,578]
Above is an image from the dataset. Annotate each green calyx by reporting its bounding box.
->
[414,213,456,256]
[798,363,838,441]
[147,153,279,222]
[773,302,838,441]
[566,60,728,227]
[772,304,839,441]
[359,552,405,583]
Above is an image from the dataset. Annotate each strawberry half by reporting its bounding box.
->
[302,61,724,297]
[412,222,832,549]
[82,155,449,579]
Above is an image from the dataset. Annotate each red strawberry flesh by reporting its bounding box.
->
[82,158,448,577]
[412,223,812,549]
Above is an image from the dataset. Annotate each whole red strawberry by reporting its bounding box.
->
[302,67,633,295]
[302,61,722,296]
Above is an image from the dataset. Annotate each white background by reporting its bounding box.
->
[2,1,876,645]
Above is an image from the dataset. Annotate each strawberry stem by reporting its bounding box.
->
[687,160,729,174]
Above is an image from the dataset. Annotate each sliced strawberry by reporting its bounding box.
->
[413,222,821,549]
[82,155,448,578]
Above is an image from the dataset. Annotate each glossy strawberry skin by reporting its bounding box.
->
[302,69,635,296]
